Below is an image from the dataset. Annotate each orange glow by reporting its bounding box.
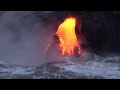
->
[56,17,81,56]
[44,43,51,55]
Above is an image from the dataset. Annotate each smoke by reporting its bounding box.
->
[0,11,59,66]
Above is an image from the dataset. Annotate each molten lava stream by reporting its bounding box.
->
[56,17,81,56]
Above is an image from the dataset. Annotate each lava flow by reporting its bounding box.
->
[56,17,81,56]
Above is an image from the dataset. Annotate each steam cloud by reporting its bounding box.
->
[0,11,59,66]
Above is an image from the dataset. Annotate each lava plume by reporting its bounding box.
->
[56,17,81,56]
[44,17,82,56]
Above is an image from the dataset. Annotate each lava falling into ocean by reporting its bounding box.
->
[44,17,82,57]
[56,17,81,56]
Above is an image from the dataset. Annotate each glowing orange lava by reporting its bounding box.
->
[56,17,81,56]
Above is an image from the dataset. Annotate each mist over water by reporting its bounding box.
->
[1,11,120,79]
[0,11,59,66]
